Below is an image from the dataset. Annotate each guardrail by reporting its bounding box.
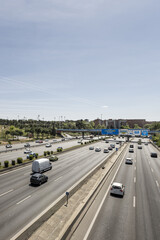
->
[10,142,127,240]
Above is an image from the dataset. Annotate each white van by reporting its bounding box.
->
[32,158,52,173]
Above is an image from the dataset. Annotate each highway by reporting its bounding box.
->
[0,139,119,240]
[0,138,89,165]
[71,139,160,240]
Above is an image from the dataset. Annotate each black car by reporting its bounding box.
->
[150,152,157,158]
[6,144,12,148]
[30,173,48,186]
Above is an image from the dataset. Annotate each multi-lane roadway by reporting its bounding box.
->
[0,138,120,240]
[71,140,160,240]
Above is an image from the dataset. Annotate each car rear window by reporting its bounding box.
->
[113,186,121,189]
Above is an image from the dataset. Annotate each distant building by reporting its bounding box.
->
[93,118,150,129]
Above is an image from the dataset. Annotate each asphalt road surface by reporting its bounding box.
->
[0,139,119,240]
[71,140,160,240]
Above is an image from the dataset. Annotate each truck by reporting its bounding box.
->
[32,158,52,173]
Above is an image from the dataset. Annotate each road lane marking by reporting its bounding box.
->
[133,196,136,207]
[135,166,136,171]
[134,177,136,183]
[156,180,159,188]
[17,195,31,205]
[55,176,62,182]
[148,160,150,165]
[151,168,154,173]
[83,151,124,240]
[0,189,14,197]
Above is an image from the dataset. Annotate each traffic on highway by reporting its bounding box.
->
[0,137,159,240]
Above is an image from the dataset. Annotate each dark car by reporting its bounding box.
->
[150,152,157,158]
[108,146,112,150]
[30,173,48,186]
[6,144,12,148]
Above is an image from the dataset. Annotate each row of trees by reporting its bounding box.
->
[0,119,160,141]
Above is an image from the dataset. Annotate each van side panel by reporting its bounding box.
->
[32,158,52,173]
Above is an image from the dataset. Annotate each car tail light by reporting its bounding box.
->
[110,187,113,190]
[120,189,123,192]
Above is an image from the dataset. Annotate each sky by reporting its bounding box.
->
[0,0,160,122]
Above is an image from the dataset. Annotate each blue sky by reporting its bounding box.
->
[0,0,160,121]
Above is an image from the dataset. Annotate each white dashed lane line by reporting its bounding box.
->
[16,195,31,205]
[133,196,136,208]
[0,189,14,197]
[156,180,159,188]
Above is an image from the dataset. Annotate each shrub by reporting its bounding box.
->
[12,160,16,166]
[81,142,83,145]
[44,151,47,156]
[35,153,38,159]
[29,155,33,160]
[47,151,50,155]
[51,151,53,154]
[4,161,9,168]
[17,157,23,164]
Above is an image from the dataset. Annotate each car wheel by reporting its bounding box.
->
[39,182,41,186]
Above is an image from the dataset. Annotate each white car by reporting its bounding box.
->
[24,149,32,154]
[129,148,134,153]
[138,145,142,149]
[125,158,133,164]
[95,147,101,152]
[46,143,52,147]
[110,182,125,197]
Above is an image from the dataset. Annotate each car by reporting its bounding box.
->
[150,152,157,158]
[105,140,109,143]
[138,145,142,149]
[125,158,133,164]
[116,142,119,144]
[24,149,32,154]
[110,182,125,197]
[27,152,36,159]
[110,144,115,148]
[6,144,12,148]
[61,138,65,141]
[145,142,148,145]
[39,140,43,143]
[130,144,134,148]
[89,146,94,150]
[95,147,101,152]
[78,140,82,143]
[104,148,109,153]
[24,143,30,147]
[30,173,48,186]
[129,148,134,153]
[46,143,52,147]
[108,146,112,150]
[49,155,58,161]
[45,139,49,142]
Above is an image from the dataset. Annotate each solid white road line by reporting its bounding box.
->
[133,196,136,208]
[134,177,136,183]
[17,196,31,205]
[0,189,14,197]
